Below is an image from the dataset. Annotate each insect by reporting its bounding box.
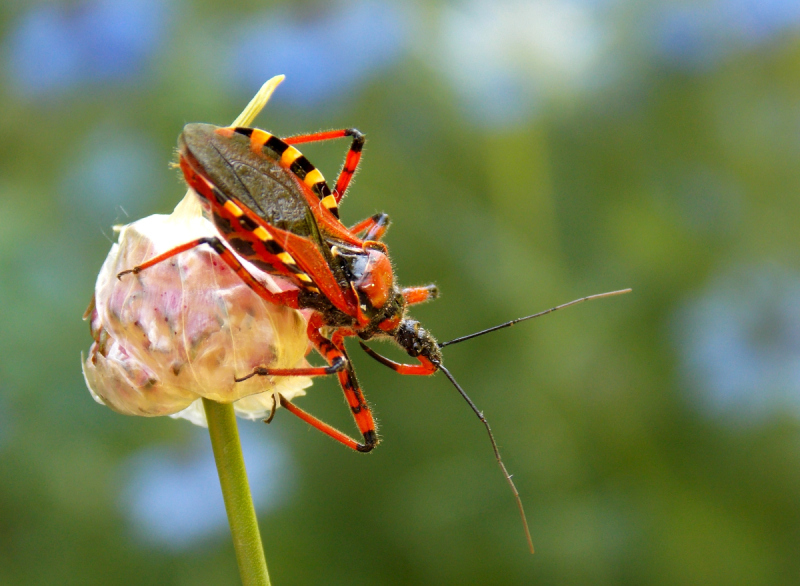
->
[119,122,629,552]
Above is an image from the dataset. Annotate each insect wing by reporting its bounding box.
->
[226,126,363,247]
[179,125,355,313]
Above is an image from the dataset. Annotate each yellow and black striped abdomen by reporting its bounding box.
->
[233,127,341,219]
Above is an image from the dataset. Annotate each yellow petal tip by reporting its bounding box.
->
[231,74,286,128]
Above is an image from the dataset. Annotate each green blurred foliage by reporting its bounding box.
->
[2,1,800,584]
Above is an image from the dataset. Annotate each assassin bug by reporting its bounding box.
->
[118,122,629,553]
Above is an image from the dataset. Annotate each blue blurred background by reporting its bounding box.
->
[2,0,800,583]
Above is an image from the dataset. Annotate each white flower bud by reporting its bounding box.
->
[83,193,313,426]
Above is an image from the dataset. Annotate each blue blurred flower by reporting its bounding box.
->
[60,126,163,226]
[674,265,800,422]
[6,0,172,96]
[119,425,291,549]
[655,0,800,68]
[433,0,610,128]
[227,0,408,108]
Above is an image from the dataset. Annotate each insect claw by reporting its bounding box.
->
[262,393,279,424]
[116,266,141,280]
[235,367,267,382]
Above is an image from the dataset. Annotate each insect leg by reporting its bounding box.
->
[236,316,349,380]
[253,319,378,452]
[402,285,439,306]
[279,393,377,452]
[283,128,364,203]
[349,213,390,241]
[330,329,379,446]
[358,342,439,375]
[117,236,300,308]
[239,317,379,447]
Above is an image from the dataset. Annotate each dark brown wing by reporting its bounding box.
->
[179,124,356,315]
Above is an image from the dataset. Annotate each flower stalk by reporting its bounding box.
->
[201,78,286,585]
[84,75,292,583]
[204,398,271,586]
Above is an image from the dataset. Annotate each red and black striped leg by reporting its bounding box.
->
[358,342,439,375]
[281,351,378,452]
[240,316,379,452]
[236,314,348,380]
[329,329,378,448]
[402,284,439,306]
[117,236,300,308]
[349,213,390,241]
[283,128,365,202]
[279,393,376,452]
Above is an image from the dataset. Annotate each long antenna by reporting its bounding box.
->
[439,289,632,348]
[438,364,534,554]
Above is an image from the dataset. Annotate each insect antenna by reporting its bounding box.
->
[438,364,535,554]
[439,288,632,348]
[435,288,630,552]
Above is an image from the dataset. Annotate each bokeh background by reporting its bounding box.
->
[2,0,800,584]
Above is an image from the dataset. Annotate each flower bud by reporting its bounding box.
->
[83,193,312,426]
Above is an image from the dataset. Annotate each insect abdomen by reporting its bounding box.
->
[230,127,339,218]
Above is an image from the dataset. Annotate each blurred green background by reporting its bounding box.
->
[3,0,800,584]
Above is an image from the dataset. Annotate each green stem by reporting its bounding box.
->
[203,398,271,586]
